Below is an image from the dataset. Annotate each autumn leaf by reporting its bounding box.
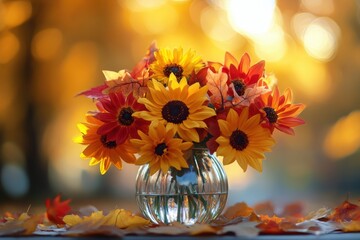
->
[147,222,189,235]
[206,68,228,109]
[305,207,332,221]
[221,221,260,237]
[45,195,71,225]
[342,221,360,232]
[223,202,254,219]
[188,224,218,235]
[253,201,275,216]
[257,215,284,234]
[329,200,360,222]
[63,209,150,229]
[0,213,41,236]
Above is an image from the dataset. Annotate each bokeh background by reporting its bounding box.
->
[1,0,360,212]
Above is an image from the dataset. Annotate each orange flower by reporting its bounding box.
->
[254,86,306,135]
[76,116,136,174]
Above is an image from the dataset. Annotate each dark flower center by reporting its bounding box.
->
[118,107,134,126]
[230,130,249,151]
[163,63,184,79]
[100,135,117,149]
[155,142,167,156]
[162,100,189,124]
[233,79,246,96]
[263,107,278,123]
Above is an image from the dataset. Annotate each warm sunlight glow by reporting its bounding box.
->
[0,31,20,64]
[253,24,287,62]
[303,17,340,61]
[323,111,360,160]
[200,7,237,42]
[31,28,63,60]
[301,0,334,15]
[226,0,276,38]
[3,0,32,28]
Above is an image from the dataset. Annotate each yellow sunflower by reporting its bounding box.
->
[216,108,275,172]
[76,115,137,175]
[133,74,216,142]
[131,122,193,175]
[149,47,204,84]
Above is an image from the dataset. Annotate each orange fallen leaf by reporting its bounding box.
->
[257,215,284,234]
[188,224,218,235]
[46,195,71,225]
[329,200,360,222]
[253,201,275,216]
[342,221,360,232]
[223,202,254,219]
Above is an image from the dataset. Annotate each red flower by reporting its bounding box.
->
[46,195,71,225]
[95,92,149,144]
[223,52,265,98]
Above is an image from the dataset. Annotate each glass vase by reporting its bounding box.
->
[135,148,228,225]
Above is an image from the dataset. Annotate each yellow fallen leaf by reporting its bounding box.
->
[63,214,83,227]
[342,221,360,232]
[104,209,150,228]
[63,209,149,229]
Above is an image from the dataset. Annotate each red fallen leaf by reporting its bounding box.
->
[46,195,71,225]
[281,202,304,219]
[257,220,282,234]
[329,200,360,222]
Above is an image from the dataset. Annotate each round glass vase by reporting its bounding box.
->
[135,148,228,225]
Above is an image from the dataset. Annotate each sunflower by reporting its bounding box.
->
[149,47,204,84]
[131,122,193,175]
[76,115,136,175]
[133,74,216,142]
[95,92,149,144]
[216,108,275,172]
[254,86,306,135]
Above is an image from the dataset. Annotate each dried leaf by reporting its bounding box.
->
[0,213,41,236]
[305,207,332,220]
[288,219,340,235]
[253,201,275,216]
[206,69,228,109]
[257,215,284,234]
[147,222,189,235]
[63,209,149,230]
[329,200,360,222]
[223,202,254,219]
[188,224,218,235]
[342,221,360,232]
[221,221,260,237]
[46,195,71,225]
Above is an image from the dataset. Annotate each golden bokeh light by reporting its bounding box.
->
[0,31,20,64]
[323,111,360,160]
[226,0,276,38]
[301,0,334,15]
[2,0,32,28]
[31,28,63,61]
[127,4,179,35]
[303,17,340,61]
[289,52,331,101]
[200,6,237,42]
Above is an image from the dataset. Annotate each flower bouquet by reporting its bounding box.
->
[76,42,305,225]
